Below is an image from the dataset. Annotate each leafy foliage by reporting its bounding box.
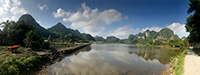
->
[0,55,42,75]
[23,30,44,50]
[185,0,200,44]
[1,21,35,46]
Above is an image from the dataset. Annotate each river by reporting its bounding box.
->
[47,44,183,75]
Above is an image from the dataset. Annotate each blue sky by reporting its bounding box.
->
[0,0,190,39]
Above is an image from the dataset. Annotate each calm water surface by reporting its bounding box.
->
[47,44,183,75]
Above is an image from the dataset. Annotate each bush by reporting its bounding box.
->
[24,30,44,50]
[0,55,42,75]
[43,42,50,49]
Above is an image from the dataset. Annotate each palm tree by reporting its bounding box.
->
[0,20,10,46]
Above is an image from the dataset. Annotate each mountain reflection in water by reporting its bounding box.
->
[47,44,182,75]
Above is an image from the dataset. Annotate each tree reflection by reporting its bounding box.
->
[128,46,182,65]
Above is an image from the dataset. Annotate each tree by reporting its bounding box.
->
[47,35,52,42]
[179,41,186,49]
[23,30,44,50]
[185,0,200,44]
[0,20,13,46]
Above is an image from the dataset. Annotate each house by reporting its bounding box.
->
[0,30,6,45]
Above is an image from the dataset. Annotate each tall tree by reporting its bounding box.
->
[185,0,200,44]
[24,30,44,50]
[0,20,16,46]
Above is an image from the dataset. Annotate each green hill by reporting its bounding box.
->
[154,28,174,40]
[127,28,179,44]
[48,22,82,39]
[18,14,54,37]
[106,36,120,43]
[48,22,95,41]
[94,36,106,42]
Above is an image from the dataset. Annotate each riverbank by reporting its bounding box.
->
[35,44,91,75]
[0,43,91,75]
[161,49,188,75]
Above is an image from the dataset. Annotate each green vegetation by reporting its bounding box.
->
[47,22,96,43]
[126,28,177,45]
[18,14,54,37]
[94,36,106,43]
[1,20,46,50]
[49,43,80,50]
[106,36,120,43]
[24,30,45,50]
[185,0,200,44]
[155,28,174,39]
[171,49,187,75]
[0,55,42,75]
[0,46,43,75]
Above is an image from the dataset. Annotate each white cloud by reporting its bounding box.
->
[52,8,71,18]
[99,9,122,25]
[11,16,16,21]
[124,16,128,20]
[166,22,189,37]
[141,26,162,32]
[0,0,11,15]
[53,2,123,36]
[0,0,27,23]
[37,4,48,10]
[10,7,27,15]
[2,17,9,21]
[0,0,25,15]
[109,25,140,39]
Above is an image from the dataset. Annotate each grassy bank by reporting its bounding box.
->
[161,49,187,75]
[172,49,188,75]
[0,46,45,75]
[49,43,81,50]
[0,43,89,75]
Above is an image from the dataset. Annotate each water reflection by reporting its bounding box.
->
[128,46,182,65]
[47,44,182,75]
[55,46,92,63]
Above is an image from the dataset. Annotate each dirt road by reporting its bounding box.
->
[184,49,200,75]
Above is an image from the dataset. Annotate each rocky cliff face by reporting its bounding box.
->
[127,28,179,44]
[154,28,174,40]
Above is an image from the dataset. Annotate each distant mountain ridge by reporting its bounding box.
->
[17,14,179,44]
[127,28,179,44]
[48,22,95,41]
[18,14,95,41]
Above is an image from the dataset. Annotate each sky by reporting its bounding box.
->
[0,0,191,39]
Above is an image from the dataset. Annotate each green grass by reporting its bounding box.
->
[173,49,188,75]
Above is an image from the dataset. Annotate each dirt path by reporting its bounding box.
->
[184,49,200,75]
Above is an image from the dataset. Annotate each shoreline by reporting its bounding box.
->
[161,49,188,75]
[33,43,91,75]
[33,43,182,75]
